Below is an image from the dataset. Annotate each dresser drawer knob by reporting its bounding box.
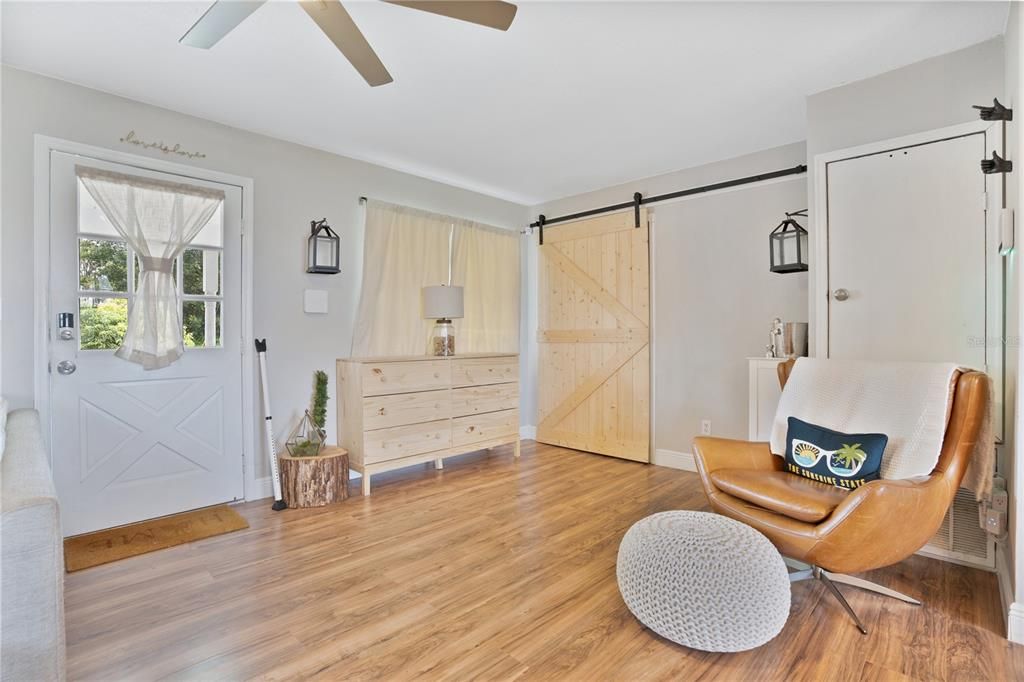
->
[434,372,440,378]
[466,426,475,433]
[378,407,386,415]
[372,368,383,376]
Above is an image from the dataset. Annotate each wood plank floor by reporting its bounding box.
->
[65,441,1024,681]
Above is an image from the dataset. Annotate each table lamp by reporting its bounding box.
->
[422,285,464,356]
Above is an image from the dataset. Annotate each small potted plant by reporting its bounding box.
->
[280,370,349,507]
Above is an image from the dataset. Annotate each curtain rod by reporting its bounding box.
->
[528,164,807,243]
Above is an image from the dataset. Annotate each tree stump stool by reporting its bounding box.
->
[279,446,349,508]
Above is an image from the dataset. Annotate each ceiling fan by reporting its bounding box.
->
[180,1,518,87]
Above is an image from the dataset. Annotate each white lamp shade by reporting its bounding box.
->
[422,285,464,319]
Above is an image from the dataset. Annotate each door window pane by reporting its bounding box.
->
[79,238,128,292]
[215,301,222,347]
[183,300,222,348]
[190,203,224,249]
[77,179,120,238]
[79,297,128,350]
[183,248,221,296]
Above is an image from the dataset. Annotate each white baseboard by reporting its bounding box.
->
[247,476,273,501]
[520,425,537,440]
[997,543,1014,630]
[652,448,697,472]
[1009,602,1024,644]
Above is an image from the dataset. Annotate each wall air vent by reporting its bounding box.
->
[918,487,994,570]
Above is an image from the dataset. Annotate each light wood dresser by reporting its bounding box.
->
[337,353,520,495]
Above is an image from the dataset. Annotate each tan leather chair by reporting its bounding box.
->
[692,359,989,634]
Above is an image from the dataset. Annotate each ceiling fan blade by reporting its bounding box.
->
[180,1,266,48]
[299,0,393,87]
[383,1,517,31]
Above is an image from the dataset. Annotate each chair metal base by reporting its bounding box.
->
[785,558,921,635]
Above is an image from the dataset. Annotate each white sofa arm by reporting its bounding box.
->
[1,409,66,681]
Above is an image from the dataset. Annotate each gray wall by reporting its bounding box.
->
[526,142,807,456]
[0,66,529,479]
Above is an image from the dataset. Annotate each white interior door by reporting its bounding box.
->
[827,133,989,366]
[825,128,1002,433]
[48,150,244,536]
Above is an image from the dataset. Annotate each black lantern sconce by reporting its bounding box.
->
[306,218,340,274]
[769,209,808,274]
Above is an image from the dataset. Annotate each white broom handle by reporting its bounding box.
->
[257,349,284,502]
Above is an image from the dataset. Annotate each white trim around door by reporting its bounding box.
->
[32,135,267,503]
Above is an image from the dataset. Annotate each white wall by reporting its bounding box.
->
[0,66,529,482]
[525,142,807,456]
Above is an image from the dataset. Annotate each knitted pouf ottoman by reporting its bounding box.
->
[616,510,791,652]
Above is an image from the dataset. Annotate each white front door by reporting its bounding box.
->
[48,150,245,536]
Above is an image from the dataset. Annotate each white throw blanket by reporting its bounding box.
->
[769,358,992,499]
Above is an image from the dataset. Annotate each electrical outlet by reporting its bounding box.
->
[985,508,1006,536]
[700,420,712,436]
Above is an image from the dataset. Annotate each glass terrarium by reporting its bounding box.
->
[285,410,325,457]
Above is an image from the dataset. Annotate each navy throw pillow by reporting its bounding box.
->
[784,417,887,490]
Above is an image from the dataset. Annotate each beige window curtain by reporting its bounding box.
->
[351,201,454,356]
[76,165,224,370]
[452,223,520,353]
[351,200,520,357]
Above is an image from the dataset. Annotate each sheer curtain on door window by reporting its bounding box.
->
[452,223,520,353]
[76,165,224,370]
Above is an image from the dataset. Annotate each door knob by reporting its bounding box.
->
[56,360,77,375]
[832,288,850,302]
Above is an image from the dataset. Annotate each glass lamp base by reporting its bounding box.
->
[431,319,456,356]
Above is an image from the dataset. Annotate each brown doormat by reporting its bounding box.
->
[64,505,249,572]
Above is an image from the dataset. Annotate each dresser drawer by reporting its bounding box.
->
[452,410,518,448]
[452,356,518,388]
[361,360,450,396]
[363,419,451,464]
[363,390,451,431]
[451,384,518,418]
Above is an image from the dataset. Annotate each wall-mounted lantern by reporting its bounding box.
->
[769,209,808,274]
[306,218,340,274]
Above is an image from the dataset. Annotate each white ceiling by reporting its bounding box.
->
[1,1,1010,204]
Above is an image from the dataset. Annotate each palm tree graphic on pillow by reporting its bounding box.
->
[829,443,868,476]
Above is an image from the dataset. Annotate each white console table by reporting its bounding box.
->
[747,357,786,441]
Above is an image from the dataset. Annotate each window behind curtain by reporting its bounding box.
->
[351,200,520,357]
[452,223,520,353]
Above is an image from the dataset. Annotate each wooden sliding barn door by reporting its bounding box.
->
[537,209,650,462]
